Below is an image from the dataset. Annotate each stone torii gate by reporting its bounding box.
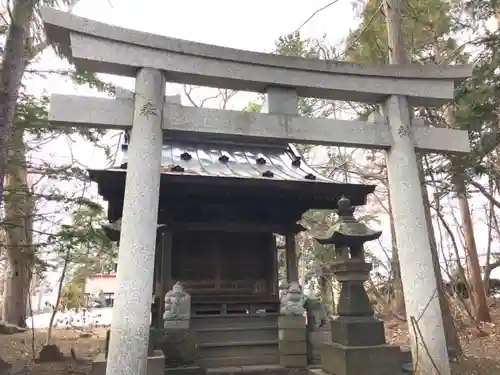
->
[41,7,472,375]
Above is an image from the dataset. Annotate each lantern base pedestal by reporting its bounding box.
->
[317,342,402,375]
[329,316,385,347]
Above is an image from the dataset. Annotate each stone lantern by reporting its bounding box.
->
[312,196,402,375]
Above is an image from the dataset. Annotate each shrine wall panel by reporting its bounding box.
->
[171,231,274,297]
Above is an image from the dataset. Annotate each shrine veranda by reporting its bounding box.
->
[41,7,472,375]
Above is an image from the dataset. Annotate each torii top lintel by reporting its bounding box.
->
[41,8,472,106]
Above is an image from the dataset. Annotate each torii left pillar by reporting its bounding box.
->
[106,68,165,375]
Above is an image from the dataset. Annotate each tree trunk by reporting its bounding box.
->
[483,188,494,296]
[484,207,500,296]
[2,251,31,326]
[386,190,405,315]
[418,157,463,356]
[0,1,36,324]
[0,0,36,203]
[2,126,33,326]
[456,179,491,322]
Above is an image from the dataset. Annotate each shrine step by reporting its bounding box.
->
[206,364,286,374]
[191,314,279,329]
[199,340,279,368]
[206,364,301,375]
[197,325,278,343]
[192,301,279,316]
[201,354,280,368]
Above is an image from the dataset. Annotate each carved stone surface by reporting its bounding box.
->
[280,282,306,316]
[163,282,191,321]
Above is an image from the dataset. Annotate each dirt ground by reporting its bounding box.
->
[0,308,500,375]
[384,303,500,375]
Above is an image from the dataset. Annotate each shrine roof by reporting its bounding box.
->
[128,140,330,182]
[87,138,375,208]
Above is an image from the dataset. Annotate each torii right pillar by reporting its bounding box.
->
[383,97,451,375]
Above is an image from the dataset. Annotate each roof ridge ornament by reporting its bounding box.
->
[291,157,301,167]
[304,173,316,181]
[218,155,229,163]
[256,157,267,165]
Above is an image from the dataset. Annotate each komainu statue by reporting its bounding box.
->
[163,282,191,321]
[305,297,329,329]
[280,282,306,316]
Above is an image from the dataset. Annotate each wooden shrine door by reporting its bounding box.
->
[171,231,275,299]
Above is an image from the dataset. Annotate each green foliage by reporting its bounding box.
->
[242,101,263,113]
[0,0,121,325]
[275,32,322,58]
[69,70,116,95]
[8,60,117,258]
[59,280,84,310]
[50,203,117,308]
[344,0,500,198]
[52,203,117,263]
[436,21,500,190]
[272,32,337,157]
[344,0,453,63]
[462,0,499,25]
[13,90,114,251]
[274,32,328,118]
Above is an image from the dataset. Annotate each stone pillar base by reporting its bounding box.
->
[278,316,307,368]
[319,342,402,375]
[91,350,164,375]
[106,328,160,358]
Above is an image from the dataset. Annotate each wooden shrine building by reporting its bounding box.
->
[89,128,374,367]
